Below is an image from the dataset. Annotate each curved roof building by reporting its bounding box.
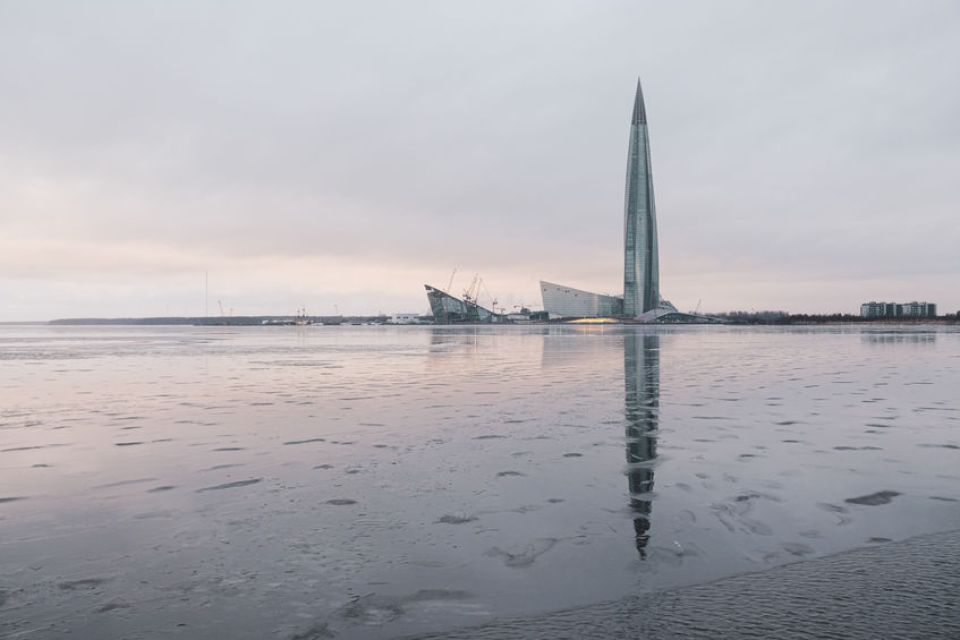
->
[540,281,623,319]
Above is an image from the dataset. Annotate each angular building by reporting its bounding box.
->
[425,285,499,323]
[542,79,680,321]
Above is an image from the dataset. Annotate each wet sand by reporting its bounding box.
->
[408,528,960,639]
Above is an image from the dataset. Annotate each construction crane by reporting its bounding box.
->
[480,278,499,314]
[446,267,458,294]
[463,274,480,304]
[217,300,229,326]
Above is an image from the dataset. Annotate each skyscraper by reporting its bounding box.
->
[622,79,659,316]
[537,79,696,322]
[429,80,719,324]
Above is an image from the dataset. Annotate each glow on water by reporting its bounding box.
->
[1,325,959,639]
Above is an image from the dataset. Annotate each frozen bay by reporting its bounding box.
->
[1,324,959,639]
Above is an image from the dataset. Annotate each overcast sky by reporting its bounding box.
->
[2,1,958,320]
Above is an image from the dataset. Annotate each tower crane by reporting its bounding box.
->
[480,278,499,314]
[463,274,480,304]
[446,267,458,294]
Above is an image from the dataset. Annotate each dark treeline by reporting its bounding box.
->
[716,312,959,325]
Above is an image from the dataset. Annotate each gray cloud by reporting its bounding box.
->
[1,0,958,319]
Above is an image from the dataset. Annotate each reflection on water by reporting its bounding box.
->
[624,332,658,558]
[861,331,937,345]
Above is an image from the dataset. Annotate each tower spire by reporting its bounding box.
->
[631,77,646,125]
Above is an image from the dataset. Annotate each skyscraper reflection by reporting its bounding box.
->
[624,330,659,558]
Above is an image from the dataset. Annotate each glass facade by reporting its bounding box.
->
[623,79,660,316]
[425,285,496,323]
[539,79,675,322]
[540,281,623,319]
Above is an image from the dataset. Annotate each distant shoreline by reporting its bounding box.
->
[23,316,960,327]
[43,316,363,326]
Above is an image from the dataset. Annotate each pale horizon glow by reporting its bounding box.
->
[2,1,959,320]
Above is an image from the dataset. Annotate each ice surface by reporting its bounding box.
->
[0,324,958,639]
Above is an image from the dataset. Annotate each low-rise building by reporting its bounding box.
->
[389,313,424,325]
[860,302,899,318]
[901,301,937,317]
[860,301,936,318]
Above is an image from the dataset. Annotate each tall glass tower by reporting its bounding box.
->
[623,79,660,316]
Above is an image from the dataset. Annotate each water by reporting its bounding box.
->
[1,324,959,639]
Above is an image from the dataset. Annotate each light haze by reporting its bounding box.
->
[1,1,958,320]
